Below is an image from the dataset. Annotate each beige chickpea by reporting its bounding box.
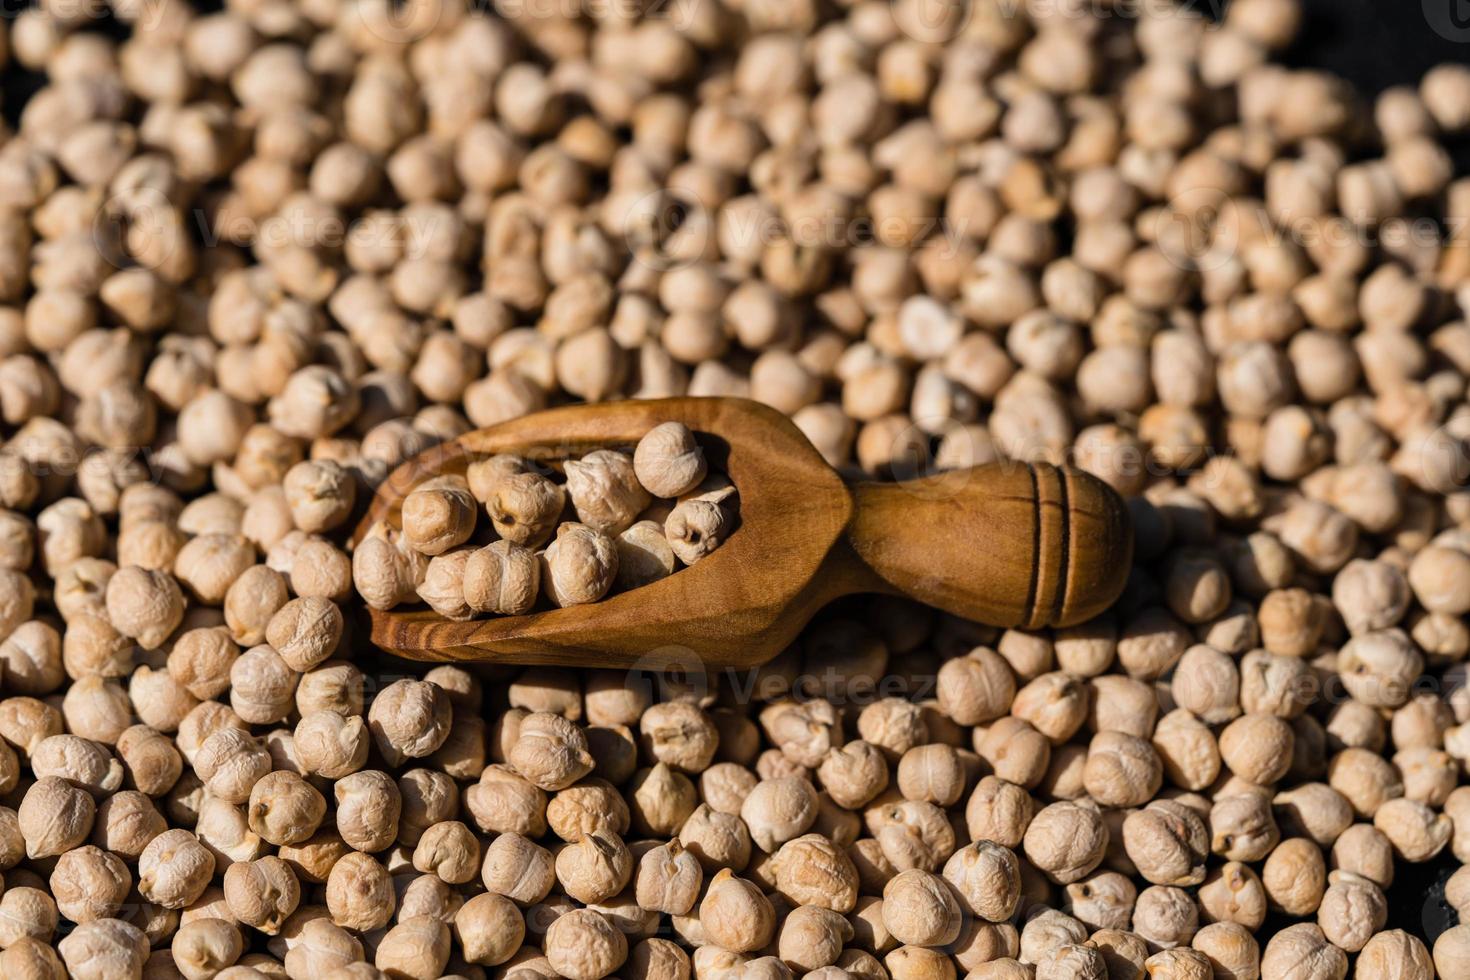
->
[1313,870,1385,953]
[453,892,524,967]
[402,481,478,557]
[220,856,298,936]
[699,869,775,953]
[1337,629,1423,709]
[229,646,297,725]
[775,904,850,972]
[1270,783,1352,848]
[18,775,95,858]
[173,534,255,605]
[1261,837,1327,917]
[116,725,183,797]
[625,938,689,980]
[635,839,702,915]
[368,678,452,767]
[1133,884,1199,950]
[1211,791,1280,863]
[1117,608,1190,680]
[195,728,271,803]
[1123,800,1209,887]
[1170,645,1241,726]
[1329,747,1404,819]
[1355,929,1431,980]
[1084,732,1163,807]
[895,743,966,807]
[280,922,364,980]
[0,886,59,948]
[139,829,215,910]
[1219,714,1294,785]
[334,769,401,852]
[640,700,719,772]
[1064,871,1137,933]
[965,776,1036,850]
[93,790,165,860]
[293,661,364,720]
[546,777,629,842]
[0,938,66,980]
[818,741,890,810]
[416,547,476,620]
[465,764,549,837]
[462,540,539,615]
[479,470,564,548]
[409,820,479,885]
[1023,800,1108,884]
[565,450,650,535]
[763,698,843,767]
[326,851,395,933]
[542,523,619,607]
[258,599,341,676]
[679,801,753,873]
[1329,823,1395,889]
[616,521,677,590]
[544,908,627,980]
[373,915,450,980]
[556,829,632,904]
[352,524,425,612]
[634,422,708,499]
[508,711,594,791]
[936,647,1016,724]
[248,771,325,847]
[106,566,186,650]
[701,762,758,816]
[1374,797,1451,861]
[977,717,1052,789]
[741,776,819,853]
[940,840,1020,924]
[481,832,555,905]
[664,498,733,565]
[294,711,369,779]
[57,919,150,980]
[764,833,855,914]
[885,944,957,980]
[51,844,131,924]
[223,566,290,648]
[1260,923,1346,980]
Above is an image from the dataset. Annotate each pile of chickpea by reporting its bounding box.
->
[4,0,1470,976]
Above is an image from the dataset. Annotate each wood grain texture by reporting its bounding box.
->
[355,397,1133,668]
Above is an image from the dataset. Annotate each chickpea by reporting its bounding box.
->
[327,851,395,932]
[248,771,326,847]
[138,829,215,910]
[106,566,186,650]
[1023,800,1108,884]
[541,523,618,607]
[51,844,131,924]
[1261,923,1346,980]
[699,869,775,953]
[565,450,650,535]
[334,769,402,852]
[369,678,452,767]
[18,776,95,858]
[512,910,615,980]
[741,776,819,853]
[402,481,478,557]
[57,918,150,980]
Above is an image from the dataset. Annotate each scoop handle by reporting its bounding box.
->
[843,462,1132,630]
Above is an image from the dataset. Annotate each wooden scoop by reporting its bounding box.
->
[354,397,1132,669]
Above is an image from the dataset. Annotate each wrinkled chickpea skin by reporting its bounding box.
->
[0,0,1464,975]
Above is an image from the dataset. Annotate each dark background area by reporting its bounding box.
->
[0,0,1467,949]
